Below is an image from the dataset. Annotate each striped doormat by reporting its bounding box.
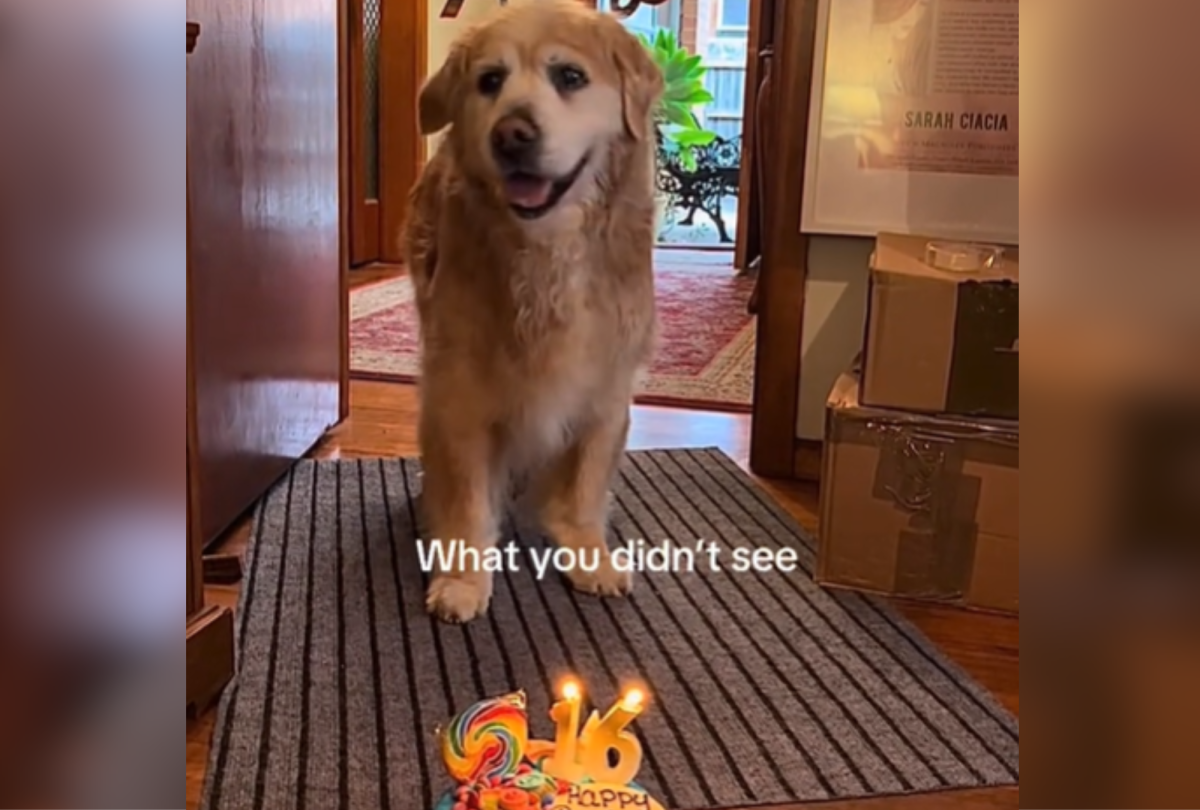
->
[202,449,1019,810]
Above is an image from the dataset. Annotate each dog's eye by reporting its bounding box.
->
[477,68,507,96]
[550,64,589,93]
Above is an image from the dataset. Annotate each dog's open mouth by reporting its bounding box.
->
[502,154,590,220]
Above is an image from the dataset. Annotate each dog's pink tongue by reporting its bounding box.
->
[504,175,552,208]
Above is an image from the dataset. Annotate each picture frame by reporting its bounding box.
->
[799,0,1019,245]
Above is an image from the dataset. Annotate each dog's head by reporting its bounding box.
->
[418,0,663,225]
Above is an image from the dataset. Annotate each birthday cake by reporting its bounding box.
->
[432,687,665,810]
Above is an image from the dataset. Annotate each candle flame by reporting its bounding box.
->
[622,689,645,710]
[561,680,582,701]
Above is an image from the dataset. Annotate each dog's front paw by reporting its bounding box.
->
[565,553,633,597]
[426,573,493,623]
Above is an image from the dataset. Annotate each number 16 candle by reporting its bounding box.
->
[578,688,645,786]
[545,679,585,782]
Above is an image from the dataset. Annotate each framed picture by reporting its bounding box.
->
[800,0,1019,244]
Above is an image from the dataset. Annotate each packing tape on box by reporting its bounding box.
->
[881,423,980,600]
[830,416,1017,601]
[836,408,1020,448]
[925,241,1007,273]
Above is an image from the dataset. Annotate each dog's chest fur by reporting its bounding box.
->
[409,139,658,465]
[502,234,653,375]
[440,232,651,465]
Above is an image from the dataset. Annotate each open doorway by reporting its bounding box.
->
[593,0,762,412]
[601,0,752,252]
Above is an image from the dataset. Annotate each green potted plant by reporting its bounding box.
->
[638,29,719,234]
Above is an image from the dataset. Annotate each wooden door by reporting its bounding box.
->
[186,0,346,545]
[732,0,773,273]
[187,23,203,618]
[748,0,821,479]
[187,20,235,720]
[187,451,201,618]
[350,0,426,266]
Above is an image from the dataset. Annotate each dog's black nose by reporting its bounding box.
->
[491,112,541,167]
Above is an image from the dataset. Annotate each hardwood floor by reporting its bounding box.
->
[186,381,1019,810]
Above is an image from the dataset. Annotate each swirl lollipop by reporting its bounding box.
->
[441,692,529,785]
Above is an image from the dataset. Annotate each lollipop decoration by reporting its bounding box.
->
[434,680,665,810]
[442,691,529,785]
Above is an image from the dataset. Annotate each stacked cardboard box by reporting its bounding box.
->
[817,234,1019,615]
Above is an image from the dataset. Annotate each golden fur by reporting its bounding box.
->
[403,0,664,623]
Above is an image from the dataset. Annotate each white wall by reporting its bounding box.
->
[794,235,873,440]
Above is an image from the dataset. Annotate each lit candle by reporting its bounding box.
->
[545,679,585,782]
[577,688,646,786]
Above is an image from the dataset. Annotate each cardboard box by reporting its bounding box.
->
[863,233,1019,420]
[818,372,1019,614]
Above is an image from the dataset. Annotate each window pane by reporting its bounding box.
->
[720,0,749,28]
[363,0,381,198]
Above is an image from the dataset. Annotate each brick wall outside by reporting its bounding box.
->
[680,0,699,52]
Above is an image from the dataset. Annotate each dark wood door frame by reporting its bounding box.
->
[601,0,820,477]
[349,0,427,266]
[339,0,352,415]
[187,21,235,716]
[732,0,772,274]
[748,0,821,480]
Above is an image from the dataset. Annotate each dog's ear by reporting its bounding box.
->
[419,43,470,135]
[605,20,664,141]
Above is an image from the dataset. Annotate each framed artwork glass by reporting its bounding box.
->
[800,0,1019,244]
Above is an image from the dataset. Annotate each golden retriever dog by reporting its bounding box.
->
[403,0,664,623]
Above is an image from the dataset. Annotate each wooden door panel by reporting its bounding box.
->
[378,0,426,263]
[733,0,772,272]
[187,444,202,618]
[749,0,820,478]
[187,0,343,544]
[349,0,382,265]
[348,0,425,266]
[187,26,202,612]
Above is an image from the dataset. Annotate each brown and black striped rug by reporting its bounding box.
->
[201,449,1018,810]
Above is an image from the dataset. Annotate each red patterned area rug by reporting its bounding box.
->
[349,262,756,412]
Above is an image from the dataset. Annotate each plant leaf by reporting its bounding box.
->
[672,128,717,147]
[664,52,694,83]
[680,88,715,106]
[665,76,707,100]
[662,104,700,129]
[662,98,692,116]
[662,82,699,105]
[646,31,717,125]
